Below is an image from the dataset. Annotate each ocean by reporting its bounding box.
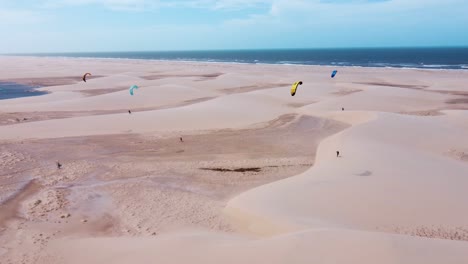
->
[2,47,467,100]
[20,47,468,70]
[0,82,47,100]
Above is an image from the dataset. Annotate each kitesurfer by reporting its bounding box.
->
[82,73,91,82]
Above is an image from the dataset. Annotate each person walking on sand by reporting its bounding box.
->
[336,151,340,157]
[180,137,183,143]
[342,107,344,111]
[56,161,62,169]
[128,110,132,114]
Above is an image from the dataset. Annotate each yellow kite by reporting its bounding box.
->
[290,81,303,96]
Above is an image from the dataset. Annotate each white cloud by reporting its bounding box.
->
[37,0,273,11]
[227,0,468,26]
[0,8,43,24]
[1,0,467,52]
[3,0,468,13]
[41,0,159,11]
[211,0,271,10]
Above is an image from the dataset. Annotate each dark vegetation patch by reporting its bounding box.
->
[200,167,262,173]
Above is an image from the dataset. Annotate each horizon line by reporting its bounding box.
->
[3,45,468,55]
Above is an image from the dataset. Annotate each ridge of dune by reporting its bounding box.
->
[225,110,468,238]
[225,110,381,236]
[0,92,292,140]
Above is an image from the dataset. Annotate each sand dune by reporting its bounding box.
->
[39,229,468,264]
[226,111,468,236]
[1,56,468,263]
[0,93,292,139]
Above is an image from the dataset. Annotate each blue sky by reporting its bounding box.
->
[1,0,467,53]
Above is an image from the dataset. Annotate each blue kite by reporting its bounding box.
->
[331,70,338,78]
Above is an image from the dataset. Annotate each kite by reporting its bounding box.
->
[290,81,303,96]
[82,73,92,82]
[129,85,139,96]
[331,70,338,78]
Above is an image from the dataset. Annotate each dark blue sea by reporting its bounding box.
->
[0,82,47,100]
[19,47,468,70]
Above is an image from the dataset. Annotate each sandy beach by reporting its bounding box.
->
[1,56,468,264]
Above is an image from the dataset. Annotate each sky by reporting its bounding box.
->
[1,0,467,53]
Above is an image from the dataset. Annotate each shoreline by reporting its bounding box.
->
[1,55,467,72]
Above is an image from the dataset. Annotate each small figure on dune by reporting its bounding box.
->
[336,151,340,157]
[56,161,62,169]
[180,137,183,143]
[128,110,132,114]
[342,107,344,111]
